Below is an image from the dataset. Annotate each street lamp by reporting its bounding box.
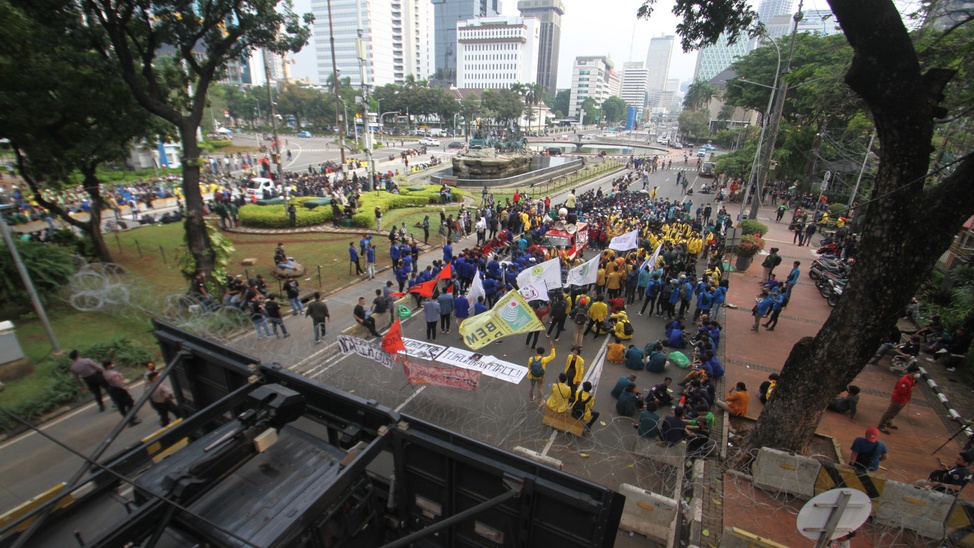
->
[738,33,782,221]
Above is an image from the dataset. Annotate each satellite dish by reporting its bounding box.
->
[566,224,578,235]
[796,488,871,544]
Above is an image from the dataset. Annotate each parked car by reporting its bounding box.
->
[672,142,682,148]
[297,131,312,138]
[448,141,465,149]
[703,144,716,151]
[700,162,716,177]
[544,147,563,156]
[697,149,707,157]
[419,137,440,146]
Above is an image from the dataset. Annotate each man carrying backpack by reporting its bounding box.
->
[571,295,591,349]
[571,381,600,430]
[527,343,557,403]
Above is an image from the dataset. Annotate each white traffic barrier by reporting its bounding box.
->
[752,447,822,500]
[618,483,678,543]
[874,480,954,539]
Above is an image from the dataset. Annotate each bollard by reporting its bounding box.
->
[114,231,122,254]
[134,239,143,258]
[244,268,250,281]
[317,265,322,287]
[159,246,167,264]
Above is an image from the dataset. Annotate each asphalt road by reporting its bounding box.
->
[0,146,718,540]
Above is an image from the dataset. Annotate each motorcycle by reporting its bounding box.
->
[809,258,852,280]
[826,279,843,307]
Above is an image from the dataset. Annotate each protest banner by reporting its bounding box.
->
[400,356,480,390]
[337,335,397,369]
[458,290,543,350]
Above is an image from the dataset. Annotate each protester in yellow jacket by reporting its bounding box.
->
[527,346,557,402]
[546,373,573,413]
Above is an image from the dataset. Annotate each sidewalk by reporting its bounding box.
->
[717,202,973,545]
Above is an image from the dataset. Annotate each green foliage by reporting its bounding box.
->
[678,109,711,140]
[737,219,769,236]
[482,88,524,124]
[238,186,465,229]
[637,0,758,51]
[177,222,234,280]
[827,203,847,217]
[0,337,153,432]
[207,139,233,149]
[551,90,571,119]
[0,240,75,310]
[684,80,716,111]
[601,96,628,123]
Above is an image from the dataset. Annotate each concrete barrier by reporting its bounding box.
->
[512,446,563,470]
[618,483,678,544]
[874,480,955,539]
[752,447,822,500]
[946,500,974,547]
[631,436,686,467]
[815,462,887,514]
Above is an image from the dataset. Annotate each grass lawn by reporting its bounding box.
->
[485,160,623,205]
[0,303,159,409]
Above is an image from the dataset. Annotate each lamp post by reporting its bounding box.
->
[748,0,804,220]
[737,34,782,220]
[326,0,346,167]
[0,205,59,352]
[355,2,374,191]
[262,49,287,209]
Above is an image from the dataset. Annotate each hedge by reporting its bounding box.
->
[738,219,769,236]
[239,185,466,229]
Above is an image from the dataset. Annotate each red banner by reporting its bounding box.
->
[407,279,437,298]
[382,318,406,354]
[438,263,452,280]
[401,356,480,391]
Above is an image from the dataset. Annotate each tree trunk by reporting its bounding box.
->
[742,0,974,455]
[179,125,215,276]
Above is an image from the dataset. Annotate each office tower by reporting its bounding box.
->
[456,16,540,89]
[568,55,617,118]
[619,62,649,109]
[433,0,502,84]
[516,0,565,95]
[644,35,674,107]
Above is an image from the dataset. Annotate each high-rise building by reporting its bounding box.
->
[456,16,540,90]
[693,0,794,84]
[516,0,564,96]
[568,55,617,118]
[619,62,649,109]
[433,0,503,85]
[924,0,974,30]
[765,9,840,39]
[312,0,431,87]
[644,36,674,97]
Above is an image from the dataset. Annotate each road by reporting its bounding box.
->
[0,143,716,540]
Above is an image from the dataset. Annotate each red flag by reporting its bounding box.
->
[390,291,405,298]
[438,263,452,280]
[382,318,406,354]
[407,279,437,298]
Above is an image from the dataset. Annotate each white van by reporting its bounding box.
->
[244,177,276,199]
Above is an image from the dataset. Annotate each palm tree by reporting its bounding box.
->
[684,80,716,112]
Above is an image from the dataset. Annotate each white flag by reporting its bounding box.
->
[515,257,563,290]
[518,279,549,302]
[566,256,599,287]
[609,229,639,251]
[466,270,485,309]
[641,243,663,271]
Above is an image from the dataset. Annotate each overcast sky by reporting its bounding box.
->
[287,0,853,90]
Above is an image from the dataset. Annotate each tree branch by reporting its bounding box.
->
[14,150,89,233]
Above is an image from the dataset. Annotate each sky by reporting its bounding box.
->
[286,0,852,91]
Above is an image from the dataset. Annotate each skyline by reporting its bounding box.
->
[288,0,843,91]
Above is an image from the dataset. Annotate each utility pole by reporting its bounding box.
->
[0,206,60,352]
[355,1,375,191]
[847,132,876,211]
[749,0,804,220]
[262,49,287,209]
[326,0,346,167]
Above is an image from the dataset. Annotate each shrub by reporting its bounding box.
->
[208,139,233,149]
[239,201,333,228]
[0,240,75,309]
[827,203,848,217]
[737,234,766,257]
[738,219,769,237]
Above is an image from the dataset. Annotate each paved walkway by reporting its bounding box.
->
[716,202,971,546]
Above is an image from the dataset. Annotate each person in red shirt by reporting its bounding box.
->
[878,365,920,434]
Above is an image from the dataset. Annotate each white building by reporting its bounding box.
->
[312,0,431,88]
[644,36,674,106]
[568,56,618,119]
[765,9,841,39]
[456,16,540,90]
[619,62,649,110]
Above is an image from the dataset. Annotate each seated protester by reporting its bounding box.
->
[826,385,861,420]
[611,310,635,341]
[607,297,627,314]
[869,335,921,365]
[761,274,780,292]
[664,321,686,349]
[923,327,952,354]
[660,406,691,446]
[848,427,888,472]
[707,355,725,379]
[646,347,668,373]
[687,404,716,437]
[611,374,637,400]
[637,401,662,439]
[716,382,751,417]
[915,315,944,340]
[648,378,674,407]
[607,338,627,364]
[624,344,645,371]
[545,373,573,414]
[570,382,600,430]
[681,382,711,417]
[664,319,682,338]
[698,372,716,406]
[918,453,973,495]
[758,374,780,405]
[616,383,641,417]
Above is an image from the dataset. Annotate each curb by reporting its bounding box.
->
[919,365,973,438]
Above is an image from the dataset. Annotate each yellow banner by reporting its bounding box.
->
[459,290,544,350]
